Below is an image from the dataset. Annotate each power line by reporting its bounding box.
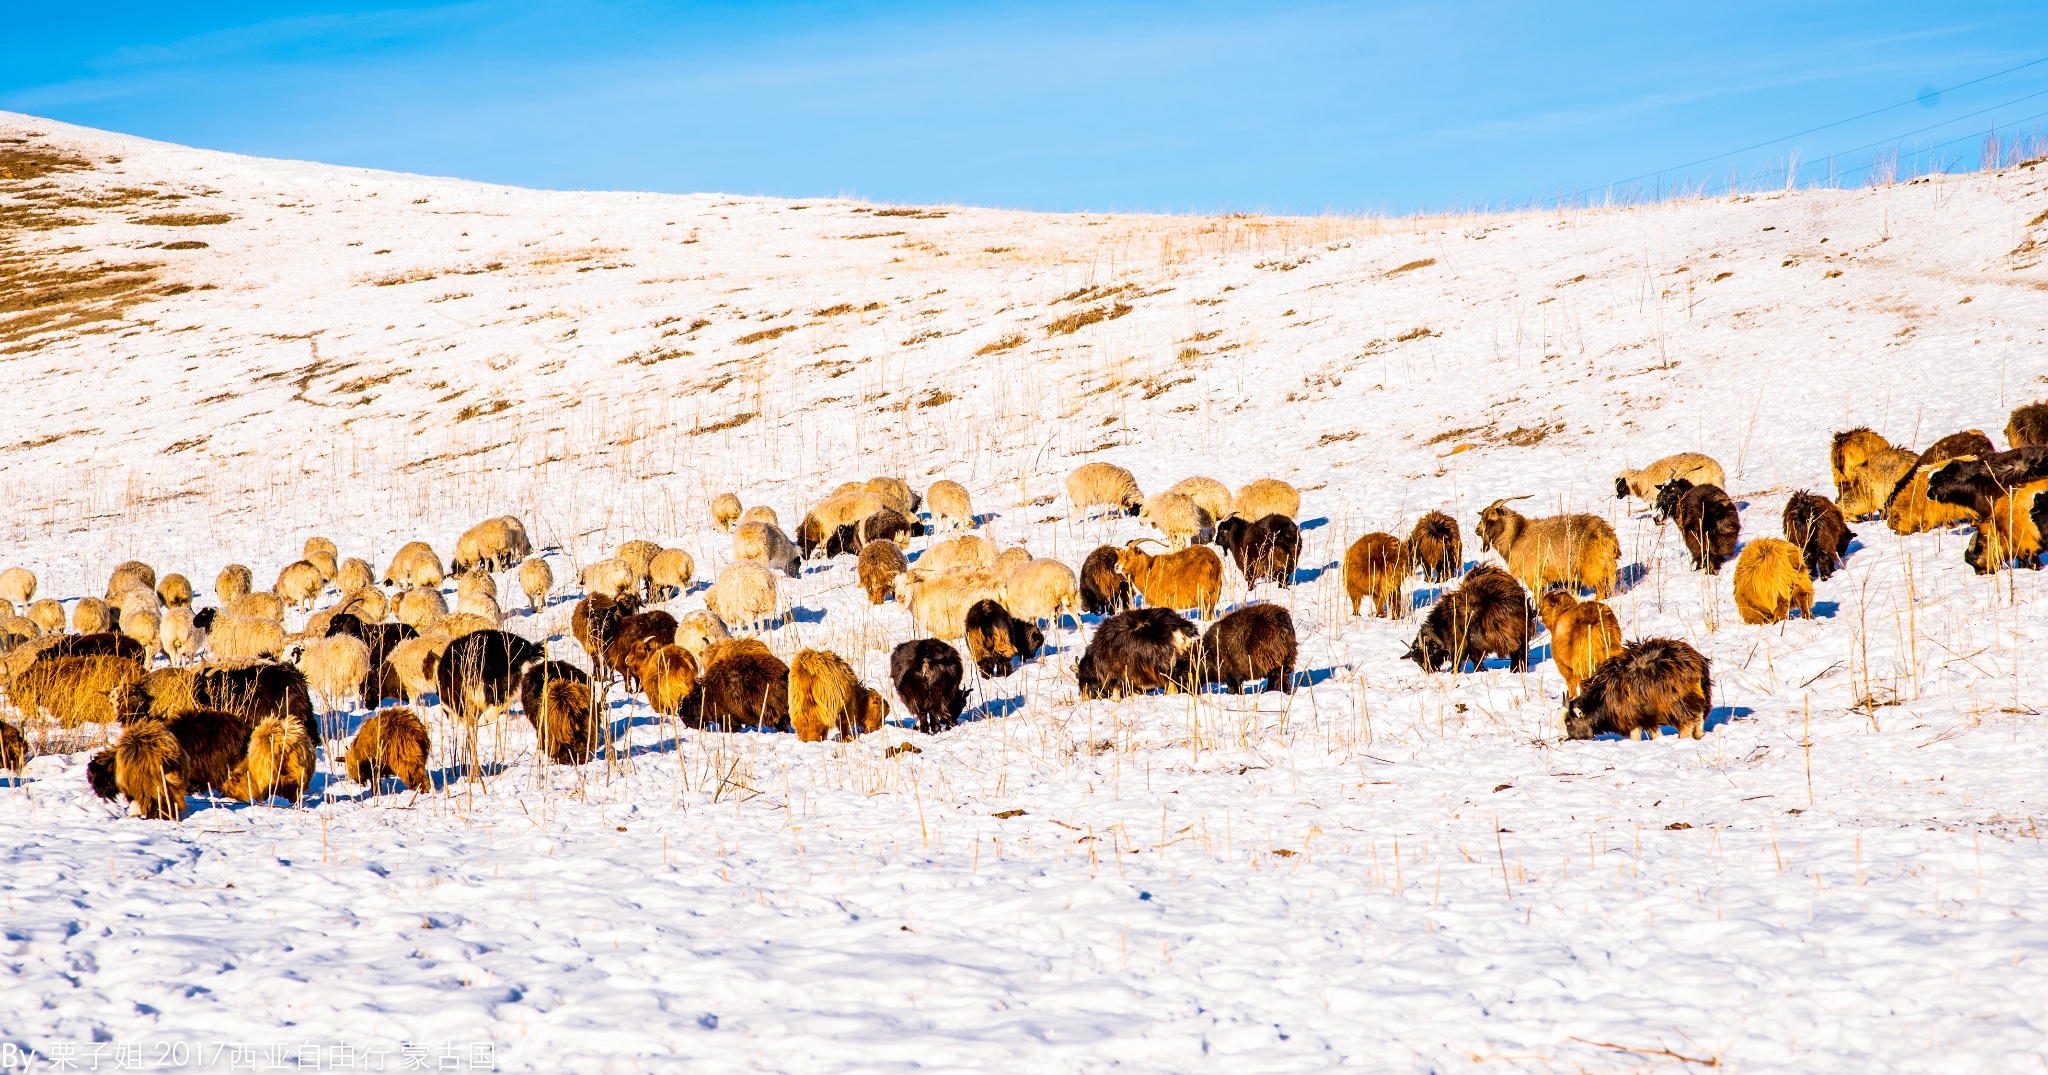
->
[1825,106,2048,182]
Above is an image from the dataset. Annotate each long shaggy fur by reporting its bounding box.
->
[1783,491,1854,580]
[674,610,730,666]
[1403,564,1532,672]
[1885,431,1998,533]
[1615,452,1725,501]
[1076,607,1198,701]
[890,639,970,733]
[519,660,598,764]
[636,644,700,717]
[571,592,643,675]
[1476,500,1620,597]
[1344,532,1405,618]
[1963,479,2048,574]
[698,639,791,731]
[438,630,546,726]
[963,599,1043,678]
[1831,428,1891,498]
[1404,511,1463,583]
[605,610,679,690]
[348,708,432,793]
[859,541,909,605]
[0,717,28,772]
[1114,543,1223,618]
[221,715,313,803]
[1178,603,1297,695]
[1079,545,1132,616]
[789,648,889,742]
[1536,591,1623,703]
[649,548,695,601]
[11,655,146,726]
[1732,538,1813,624]
[1652,478,1741,573]
[2008,401,2048,449]
[1214,513,1300,587]
[1566,638,1711,741]
[114,720,187,820]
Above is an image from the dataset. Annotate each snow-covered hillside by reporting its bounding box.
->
[2,113,2046,1072]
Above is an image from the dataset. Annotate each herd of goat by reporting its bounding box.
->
[0,401,2043,821]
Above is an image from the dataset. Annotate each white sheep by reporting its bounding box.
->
[739,506,780,529]
[580,557,637,599]
[227,591,286,623]
[519,557,554,609]
[119,606,161,659]
[210,613,287,660]
[156,573,194,609]
[452,516,533,573]
[72,596,110,634]
[1067,462,1143,519]
[895,568,1004,640]
[926,480,974,531]
[1614,452,1727,502]
[1139,492,1209,549]
[340,587,390,623]
[616,539,663,593]
[712,492,743,533]
[1164,477,1233,526]
[734,521,802,578]
[0,567,35,606]
[865,476,920,515]
[106,561,156,599]
[918,534,997,575]
[1233,478,1301,521]
[705,560,779,631]
[26,599,64,635]
[395,587,448,628]
[273,560,325,611]
[457,590,502,626]
[382,541,444,591]
[160,608,204,666]
[1003,558,1081,627]
[674,609,730,665]
[456,568,498,606]
[650,548,695,600]
[292,633,372,716]
[304,536,338,563]
[337,557,375,595]
[307,550,339,583]
[216,564,254,604]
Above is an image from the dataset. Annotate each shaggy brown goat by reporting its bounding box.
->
[1475,498,1619,597]
[0,717,27,772]
[858,540,909,605]
[1344,532,1405,618]
[698,639,790,731]
[1885,430,1998,534]
[1076,608,1198,700]
[636,644,700,718]
[1652,478,1740,573]
[2009,401,2048,449]
[890,639,970,733]
[1964,479,2048,573]
[519,660,598,764]
[1114,541,1222,618]
[606,610,679,690]
[113,720,187,820]
[1403,511,1462,583]
[1565,638,1711,741]
[1732,538,1812,624]
[571,593,642,678]
[1079,545,1132,615]
[1213,514,1300,587]
[1782,491,1854,580]
[1830,428,1891,496]
[222,715,313,803]
[12,655,146,726]
[963,599,1043,678]
[1535,591,1622,704]
[347,708,432,793]
[1403,564,1532,672]
[1178,603,1296,694]
[789,648,889,742]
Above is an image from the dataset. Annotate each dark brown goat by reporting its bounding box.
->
[1079,545,1132,616]
[2009,401,2048,449]
[520,660,599,764]
[1076,607,1197,700]
[890,638,969,734]
[698,639,790,731]
[1782,491,1854,580]
[571,593,642,678]
[605,610,679,690]
[1653,478,1741,573]
[1178,603,1296,694]
[1565,638,1712,741]
[964,599,1043,678]
[1403,510,1463,583]
[1402,564,1531,672]
[1213,514,1300,587]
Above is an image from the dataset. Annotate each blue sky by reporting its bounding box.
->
[6,2,2048,214]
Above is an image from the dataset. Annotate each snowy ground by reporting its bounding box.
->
[2,113,2046,1072]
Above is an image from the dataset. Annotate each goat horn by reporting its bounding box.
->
[1130,538,1166,550]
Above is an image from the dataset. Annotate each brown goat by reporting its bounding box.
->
[347,708,432,793]
[571,593,642,678]
[858,540,908,605]
[2009,401,2048,448]
[1783,491,1854,580]
[1114,541,1222,618]
[1885,431,1997,534]
[1732,538,1813,624]
[1535,591,1623,704]
[1343,532,1405,618]
[0,717,27,772]
[520,660,598,764]
[1830,428,1891,498]
[698,639,790,731]
[113,720,186,820]
[788,648,890,742]
[605,610,678,690]
[1475,498,1620,597]
[636,644,701,717]
[1964,479,2048,573]
[12,655,145,727]
[1565,637,1711,741]
[221,715,314,804]
[1403,511,1462,583]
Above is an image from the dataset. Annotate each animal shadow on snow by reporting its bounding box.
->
[1299,516,1329,531]
[1292,559,1337,585]
[1810,601,1840,618]
[784,606,827,625]
[1577,706,1749,741]
[1191,664,1336,694]
[964,695,1026,723]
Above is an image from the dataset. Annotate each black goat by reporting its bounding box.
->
[1178,603,1296,694]
[890,639,969,734]
[1079,545,1132,615]
[964,599,1043,678]
[1213,513,1301,587]
[1402,564,1531,672]
[1782,491,1854,580]
[436,630,547,726]
[1076,607,1197,700]
[1653,478,1741,574]
[1565,637,1712,741]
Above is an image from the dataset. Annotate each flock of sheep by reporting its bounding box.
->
[1,400,2043,822]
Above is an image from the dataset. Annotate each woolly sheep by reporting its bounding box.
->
[110,586,157,625]
[106,561,156,598]
[705,560,780,631]
[616,539,663,593]
[1732,538,1813,625]
[452,516,533,574]
[926,480,975,531]
[120,606,161,658]
[992,546,1033,576]
[1002,557,1080,626]
[797,490,891,556]
[0,567,35,606]
[307,550,339,583]
[216,564,254,604]
[437,612,498,639]
[648,548,694,600]
[160,608,203,666]
[894,568,1005,640]
[738,506,780,529]
[580,557,637,599]
[519,557,555,609]
[1140,492,1208,549]
[1066,462,1143,519]
[395,587,448,629]
[455,568,498,606]
[1164,477,1233,527]
[387,634,453,704]
[734,521,802,579]
[674,609,731,665]
[228,591,286,623]
[339,587,390,623]
[0,615,39,649]
[273,560,325,611]
[382,541,444,591]
[918,534,997,575]
[457,591,503,626]
[712,492,743,533]
[858,540,909,605]
[293,633,373,719]
[208,613,288,660]
[305,536,338,563]
[73,597,110,634]
[1232,478,1301,522]
[337,557,375,596]
[1614,452,1726,502]
[156,573,193,609]
[27,598,64,636]
[865,476,920,515]
[1475,497,1621,598]
[790,648,890,742]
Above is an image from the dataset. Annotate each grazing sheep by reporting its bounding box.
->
[734,521,802,579]
[437,630,547,729]
[215,564,254,604]
[712,492,743,533]
[964,599,1044,677]
[382,541,445,591]
[1140,492,1209,549]
[395,587,448,629]
[1565,638,1712,741]
[0,567,34,606]
[109,586,158,626]
[581,557,637,599]
[111,720,188,820]
[674,609,730,665]
[339,586,390,623]
[26,599,63,636]
[273,560,325,611]
[797,490,893,557]
[858,540,909,604]
[890,639,970,733]
[1076,608,1198,700]
[435,612,494,639]
[304,536,338,562]
[1344,532,1405,618]
[307,551,339,583]
[571,592,643,675]
[1403,511,1462,582]
[1002,557,1081,626]
[895,568,1005,640]
[1475,497,1620,597]
[615,539,664,595]
[324,613,417,700]
[291,633,373,724]
[520,660,598,764]
[1164,477,1233,528]
[1232,478,1301,522]
[927,480,975,532]
[119,606,161,659]
[456,567,499,606]
[518,557,554,609]
[1067,462,1144,519]
[156,574,193,609]
[1402,564,1532,672]
[1614,453,1727,501]
[348,708,432,793]
[865,476,921,515]
[789,649,889,742]
[0,717,26,773]
[918,534,997,575]
[1114,541,1223,618]
[1079,545,1132,615]
[385,634,452,704]
[452,516,533,574]
[222,715,313,803]
[698,638,790,731]
[705,560,779,631]
[738,506,780,531]
[637,645,701,717]
[204,612,288,660]
[457,590,503,626]
[73,597,110,634]
[1536,591,1623,704]
[11,655,146,726]
[106,561,156,599]
[0,615,34,652]
[650,548,695,600]
[1783,491,1855,580]
[606,611,680,690]
[993,546,1033,577]
[336,557,375,596]
[1179,603,1297,695]
[1214,513,1300,587]
[1652,479,1741,573]
[226,591,285,623]
[159,608,203,666]
[1732,538,1813,624]
[2009,401,2048,449]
